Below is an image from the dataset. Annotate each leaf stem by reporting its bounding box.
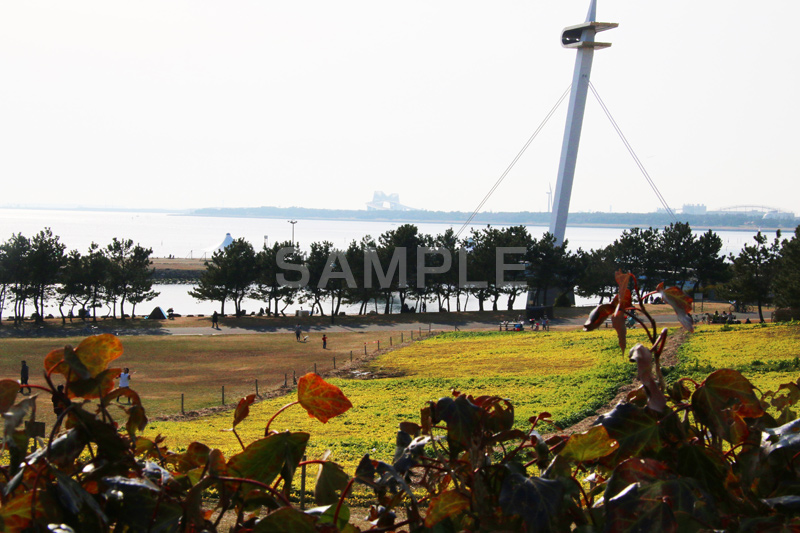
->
[333,477,356,526]
[264,401,299,436]
[232,428,245,451]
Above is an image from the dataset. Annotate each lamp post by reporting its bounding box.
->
[288,220,297,246]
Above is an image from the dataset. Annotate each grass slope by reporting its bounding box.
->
[143,330,642,474]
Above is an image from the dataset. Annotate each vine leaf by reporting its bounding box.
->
[692,369,764,444]
[314,460,350,506]
[559,425,618,463]
[0,490,48,532]
[297,374,352,423]
[596,403,663,461]
[499,473,563,533]
[227,431,309,486]
[605,457,672,501]
[171,441,212,474]
[424,490,470,528]
[434,395,482,449]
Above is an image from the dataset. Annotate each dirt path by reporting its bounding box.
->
[556,328,690,435]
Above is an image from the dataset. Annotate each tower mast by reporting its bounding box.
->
[548,0,617,246]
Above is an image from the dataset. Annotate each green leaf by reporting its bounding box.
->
[314,461,350,506]
[559,425,618,463]
[692,369,764,444]
[499,473,562,533]
[424,490,470,528]
[227,432,309,486]
[252,507,317,533]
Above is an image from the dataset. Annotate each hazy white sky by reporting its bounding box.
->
[1,1,798,215]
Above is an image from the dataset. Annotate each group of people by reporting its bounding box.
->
[703,310,744,325]
[295,324,327,349]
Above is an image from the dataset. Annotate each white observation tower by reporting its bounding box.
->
[549,0,617,246]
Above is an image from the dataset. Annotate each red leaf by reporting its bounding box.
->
[297,374,352,424]
[615,271,633,314]
[584,300,616,331]
[233,394,257,428]
[657,283,694,332]
[612,313,627,355]
[425,490,470,528]
[0,380,20,413]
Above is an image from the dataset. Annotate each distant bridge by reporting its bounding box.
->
[715,205,795,219]
[717,205,785,213]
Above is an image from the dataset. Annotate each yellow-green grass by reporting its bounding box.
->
[675,323,800,392]
[143,330,642,476]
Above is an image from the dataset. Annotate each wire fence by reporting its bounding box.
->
[166,325,452,417]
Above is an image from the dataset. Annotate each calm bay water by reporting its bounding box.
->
[0,208,765,316]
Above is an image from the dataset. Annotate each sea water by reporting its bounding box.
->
[0,208,765,316]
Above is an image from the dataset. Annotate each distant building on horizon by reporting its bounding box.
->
[681,204,707,215]
[366,191,415,211]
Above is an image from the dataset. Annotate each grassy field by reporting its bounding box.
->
[141,329,645,475]
[674,322,800,392]
[0,330,412,427]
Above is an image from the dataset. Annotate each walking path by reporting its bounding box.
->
[0,306,764,339]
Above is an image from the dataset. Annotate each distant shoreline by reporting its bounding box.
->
[184,207,796,233]
[3,204,795,232]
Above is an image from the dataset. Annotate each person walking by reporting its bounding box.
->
[117,368,132,404]
[212,311,219,329]
[322,334,328,350]
[19,360,31,394]
[295,324,302,341]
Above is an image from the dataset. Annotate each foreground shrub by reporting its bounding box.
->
[1,272,798,531]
